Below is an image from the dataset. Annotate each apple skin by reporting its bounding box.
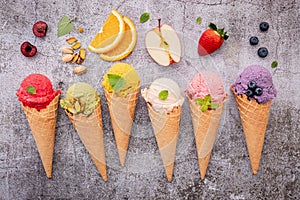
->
[145,24,181,66]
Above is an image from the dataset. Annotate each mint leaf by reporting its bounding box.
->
[26,86,36,94]
[140,12,150,23]
[196,17,202,25]
[210,102,219,109]
[203,94,211,103]
[107,74,126,93]
[57,16,75,37]
[271,60,278,68]
[201,104,208,112]
[158,90,168,100]
[196,98,204,106]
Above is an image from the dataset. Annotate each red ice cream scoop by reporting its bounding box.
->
[16,74,61,110]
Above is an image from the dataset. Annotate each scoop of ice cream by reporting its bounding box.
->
[185,71,225,103]
[16,74,61,110]
[60,82,100,116]
[142,78,184,113]
[232,65,277,103]
[102,63,139,97]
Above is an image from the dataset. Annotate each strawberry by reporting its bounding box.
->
[198,23,229,56]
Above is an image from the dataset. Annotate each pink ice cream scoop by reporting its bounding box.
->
[185,71,225,103]
[16,74,61,110]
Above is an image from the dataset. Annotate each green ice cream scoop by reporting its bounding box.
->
[60,82,100,116]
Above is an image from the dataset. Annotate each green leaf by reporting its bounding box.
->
[203,94,211,103]
[271,60,278,68]
[196,17,202,25]
[196,98,204,106]
[201,104,208,112]
[57,16,75,37]
[210,102,219,109]
[26,86,36,94]
[158,90,168,100]
[140,12,150,23]
[107,74,126,93]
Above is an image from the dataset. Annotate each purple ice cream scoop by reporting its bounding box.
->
[232,65,277,103]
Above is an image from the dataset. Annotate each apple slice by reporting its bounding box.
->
[145,23,181,66]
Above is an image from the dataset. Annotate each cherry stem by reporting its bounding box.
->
[158,18,161,32]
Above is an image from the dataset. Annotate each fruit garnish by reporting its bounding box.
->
[247,81,257,90]
[259,22,269,31]
[26,86,36,94]
[258,47,268,58]
[88,9,125,53]
[254,87,263,96]
[245,80,263,98]
[271,60,278,68]
[140,12,150,23]
[195,94,219,112]
[198,22,229,56]
[245,89,254,98]
[145,19,181,66]
[100,16,137,61]
[20,42,37,57]
[32,21,48,37]
[57,16,75,37]
[196,17,202,25]
[249,36,259,45]
[158,90,168,100]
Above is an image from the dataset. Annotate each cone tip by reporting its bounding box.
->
[167,175,173,182]
[102,175,108,182]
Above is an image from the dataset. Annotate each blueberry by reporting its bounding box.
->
[255,87,263,96]
[245,89,254,97]
[249,36,259,45]
[258,47,268,58]
[259,22,269,31]
[247,81,257,90]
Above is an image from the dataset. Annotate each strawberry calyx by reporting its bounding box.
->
[208,23,229,40]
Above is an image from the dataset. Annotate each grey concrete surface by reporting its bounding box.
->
[0,0,299,199]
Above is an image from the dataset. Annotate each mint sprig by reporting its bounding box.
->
[107,74,126,93]
[158,90,168,100]
[195,94,219,112]
[26,86,36,95]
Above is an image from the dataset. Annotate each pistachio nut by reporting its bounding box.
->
[74,65,87,75]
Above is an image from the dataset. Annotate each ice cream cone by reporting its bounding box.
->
[21,94,60,178]
[65,102,107,181]
[231,86,271,174]
[104,88,139,166]
[146,103,181,182]
[187,95,227,180]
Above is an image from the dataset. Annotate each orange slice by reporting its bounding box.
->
[100,16,137,61]
[88,9,125,53]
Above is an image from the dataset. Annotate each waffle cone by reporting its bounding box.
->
[231,86,271,174]
[21,94,60,178]
[146,104,182,182]
[187,95,227,180]
[104,88,139,166]
[65,102,107,181]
